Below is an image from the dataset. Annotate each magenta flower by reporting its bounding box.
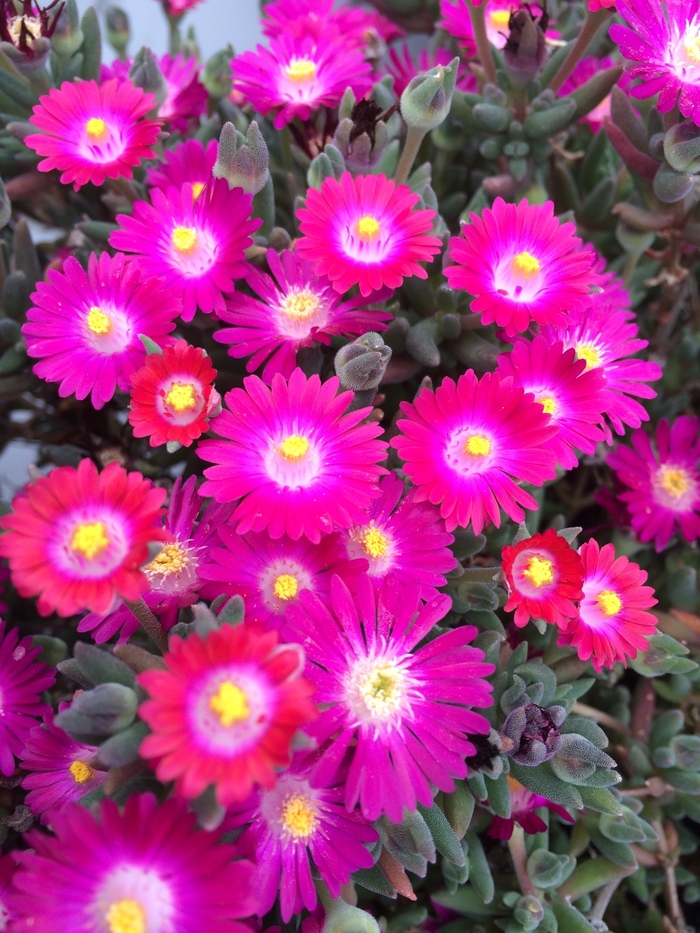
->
[285,574,494,822]
[146,138,218,196]
[488,776,575,840]
[606,417,700,551]
[23,252,179,410]
[0,852,13,931]
[441,0,551,53]
[386,45,477,96]
[262,0,403,47]
[215,249,392,384]
[110,179,259,322]
[157,53,208,131]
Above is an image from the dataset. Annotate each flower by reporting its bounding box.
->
[261,0,403,48]
[214,249,392,384]
[23,252,179,410]
[0,852,13,931]
[9,793,258,932]
[227,753,377,921]
[391,371,558,534]
[0,458,167,617]
[501,528,585,629]
[341,472,457,600]
[610,0,700,125]
[158,53,208,131]
[606,416,700,551]
[557,539,658,672]
[495,335,609,470]
[163,0,204,11]
[129,340,220,448]
[285,574,494,822]
[441,0,551,53]
[386,45,476,96]
[146,138,218,196]
[232,34,372,130]
[488,776,575,840]
[200,527,367,631]
[589,0,615,8]
[559,56,617,131]
[297,172,442,298]
[110,178,260,322]
[198,368,387,543]
[0,620,54,776]
[138,624,317,805]
[19,710,106,824]
[25,78,161,189]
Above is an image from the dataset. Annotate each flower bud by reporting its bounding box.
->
[335,332,392,392]
[105,5,130,57]
[333,98,390,173]
[202,44,233,99]
[502,703,565,766]
[129,46,167,106]
[400,57,460,132]
[503,9,547,87]
[514,895,544,931]
[50,0,83,60]
[665,121,700,174]
[213,120,269,195]
[55,683,138,744]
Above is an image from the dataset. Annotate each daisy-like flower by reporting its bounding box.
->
[25,78,161,190]
[501,528,585,629]
[386,45,477,96]
[215,249,392,384]
[146,138,218,196]
[391,371,558,534]
[285,574,494,822]
[559,56,618,131]
[444,198,598,337]
[606,416,700,551]
[157,54,208,131]
[227,753,377,921]
[23,252,179,410]
[341,472,457,601]
[557,539,658,672]
[297,172,442,298]
[0,620,54,776]
[129,339,221,448]
[110,178,260,322]
[495,335,608,470]
[0,458,167,618]
[261,0,403,47]
[0,852,13,931]
[9,793,258,932]
[488,776,575,840]
[198,368,387,543]
[610,0,700,125]
[232,34,372,130]
[138,624,317,805]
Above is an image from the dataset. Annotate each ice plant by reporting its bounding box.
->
[158,53,208,131]
[25,78,161,189]
[557,539,658,672]
[146,137,218,196]
[391,371,558,534]
[0,458,167,617]
[606,416,700,551]
[559,56,618,131]
[501,528,585,629]
[138,623,317,805]
[285,574,494,822]
[488,776,575,839]
[386,45,475,96]
[0,852,12,931]
[198,368,387,543]
[110,178,260,322]
[445,198,598,337]
[261,0,403,46]
[23,252,179,410]
[441,0,551,53]
[296,172,442,298]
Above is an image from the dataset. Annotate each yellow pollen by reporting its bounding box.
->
[464,434,491,457]
[684,30,700,62]
[281,793,318,840]
[209,681,250,727]
[522,556,554,588]
[274,573,299,601]
[69,759,94,784]
[537,395,557,416]
[145,543,188,577]
[658,465,691,498]
[512,250,542,278]
[85,117,107,139]
[597,589,622,617]
[359,524,388,559]
[278,434,309,461]
[285,58,317,82]
[490,9,511,27]
[105,899,146,933]
[359,665,402,716]
[192,182,205,199]
[280,287,320,321]
[86,306,112,335]
[355,215,381,240]
[71,522,110,560]
[576,342,601,370]
[165,382,197,412]
[171,225,198,254]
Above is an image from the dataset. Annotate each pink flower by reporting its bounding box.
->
[559,56,618,131]
[146,138,218,196]
[386,45,477,96]
[158,53,208,131]
[262,0,403,47]
[589,0,615,8]
[488,776,574,839]
[441,0,552,53]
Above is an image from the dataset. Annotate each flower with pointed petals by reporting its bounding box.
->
[445,198,598,337]
[146,138,218,196]
[139,624,317,805]
[391,371,558,534]
[488,776,575,839]
[557,539,658,672]
[25,78,161,190]
[198,368,387,543]
[262,0,403,46]
[441,0,551,53]
[386,44,477,95]
[110,178,260,322]
[0,459,167,618]
[158,53,208,130]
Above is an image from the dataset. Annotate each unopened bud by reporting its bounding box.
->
[335,332,392,392]
[501,703,565,766]
[129,47,167,106]
[514,895,544,931]
[333,98,390,173]
[400,57,459,132]
[51,0,83,60]
[55,683,138,743]
[105,5,130,56]
[203,44,233,99]
[307,147,345,190]
[213,120,269,195]
[503,10,547,86]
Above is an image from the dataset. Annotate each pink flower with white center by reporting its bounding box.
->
[262,0,403,47]
[157,53,207,131]
[386,45,477,96]
[445,198,598,337]
[146,138,218,197]
[606,416,700,552]
[297,172,442,298]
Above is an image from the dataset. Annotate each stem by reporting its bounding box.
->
[394,126,427,186]
[508,825,537,897]
[467,0,497,86]
[653,819,686,932]
[590,878,622,923]
[572,702,629,738]
[548,8,613,93]
[622,249,639,288]
[124,598,168,654]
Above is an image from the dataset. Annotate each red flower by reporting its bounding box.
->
[488,776,574,840]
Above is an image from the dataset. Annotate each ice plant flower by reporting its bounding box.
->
[138,623,317,805]
[386,45,476,95]
[559,56,617,131]
[25,78,161,189]
[0,620,54,776]
[0,458,167,617]
[232,34,372,130]
[129,339,221,448]
[501,528,585,629]
[215,250,392,384]
[557,539,658,672]
[297,172,442,298]
[198,368,387,543]
[23,252,179,410]
[391,371,558,534]
[606,416,700,551]
[285,574,494,822]
[146,137,218,196]
[9,793,258,932]
[110,178,260,322]
[0,852,13,931]
[441,0,551,53]
[158,53,208,131]
[261,0,403,46]
[445,198,598,337]
[488,776,575,839]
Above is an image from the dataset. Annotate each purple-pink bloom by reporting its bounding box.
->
[146,138,218,196]
[0,852,13,930]
[386,45,477,96]
[262,0,403,47]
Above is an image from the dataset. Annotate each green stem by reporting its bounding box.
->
[467,0,497,86]
[167,14,183,56]
[508,825,537,897]
[124,598,168,654]
[548,8,613,93]
[590,878,623,923]
[394,125,426,186]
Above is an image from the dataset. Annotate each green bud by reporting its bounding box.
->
[51,0,83,60]
[335,332,392,391]
[55,683,138,744]
[129,47,167,106]
[665,121,700,174]
[203,45,234,99]
[400,57,460,132]
[307,151,344,190]
[514,895,544,931]
[105,6,130,57]
[213,121,269,195]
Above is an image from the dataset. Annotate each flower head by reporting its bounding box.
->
[146,138,218,196]
[157,53,208,131]
[0,852,13,930]
[262,0,403,48]
[441,0,551,53]
[0,459,167,617]
[25,78,161,189]
[488,776,575,839]
[139,624,317,805]
[386,45,477,96]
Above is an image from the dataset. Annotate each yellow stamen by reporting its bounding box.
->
[171,226,198,254]
[464,434,491,457]
[490,9,511,28]
[512,250,541,278]
[358,524,388,559]
[85,117,107,140]
[192,182,205,200]
[537,395,557,416]
[144,543,188,578]
[69,759,94,784]
[285,58,317,82]
[657,465,691,498]
[359,664,403,717]
[575,342,601,370]
[280,287,320,321]
[105,899,146,933]
[278,434,309,461]
[597,589,622,617]
[165,382,197,413]
[281,793,318,840]
[522,556,554,588]
[684,29,700,62]
[209,681,250,727]
[71,522,110,560]
[86,307,112,335]
[274,573,299,601]
[355,215,381,241]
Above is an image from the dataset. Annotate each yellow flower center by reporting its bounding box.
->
[280,287,320,321]
[657,464,691,498]
[358,523,388,559]
[192,182,205,200]
[165,382,197,412]
[684,28,700,62]
[274,573,299,601]
[281,793,318,840]
[286,58,317,82]
[85,117,107,140]
[522,556,554,588]
[71,521,110,560]
[106,899,146,933]
[209,681,250,727]
[537,395,557,416]
[171,225,198,254]
[86,307,112,335]
[358,664,404,717]
[69,759,94,784]
[576,342,601,370]
[490,9,511,28]
[464,434,491,457]
[278,434,309,461]
[355,215,381,241]
[512,250,541,278]
[597,589,622,617]
[144,543,188,578]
